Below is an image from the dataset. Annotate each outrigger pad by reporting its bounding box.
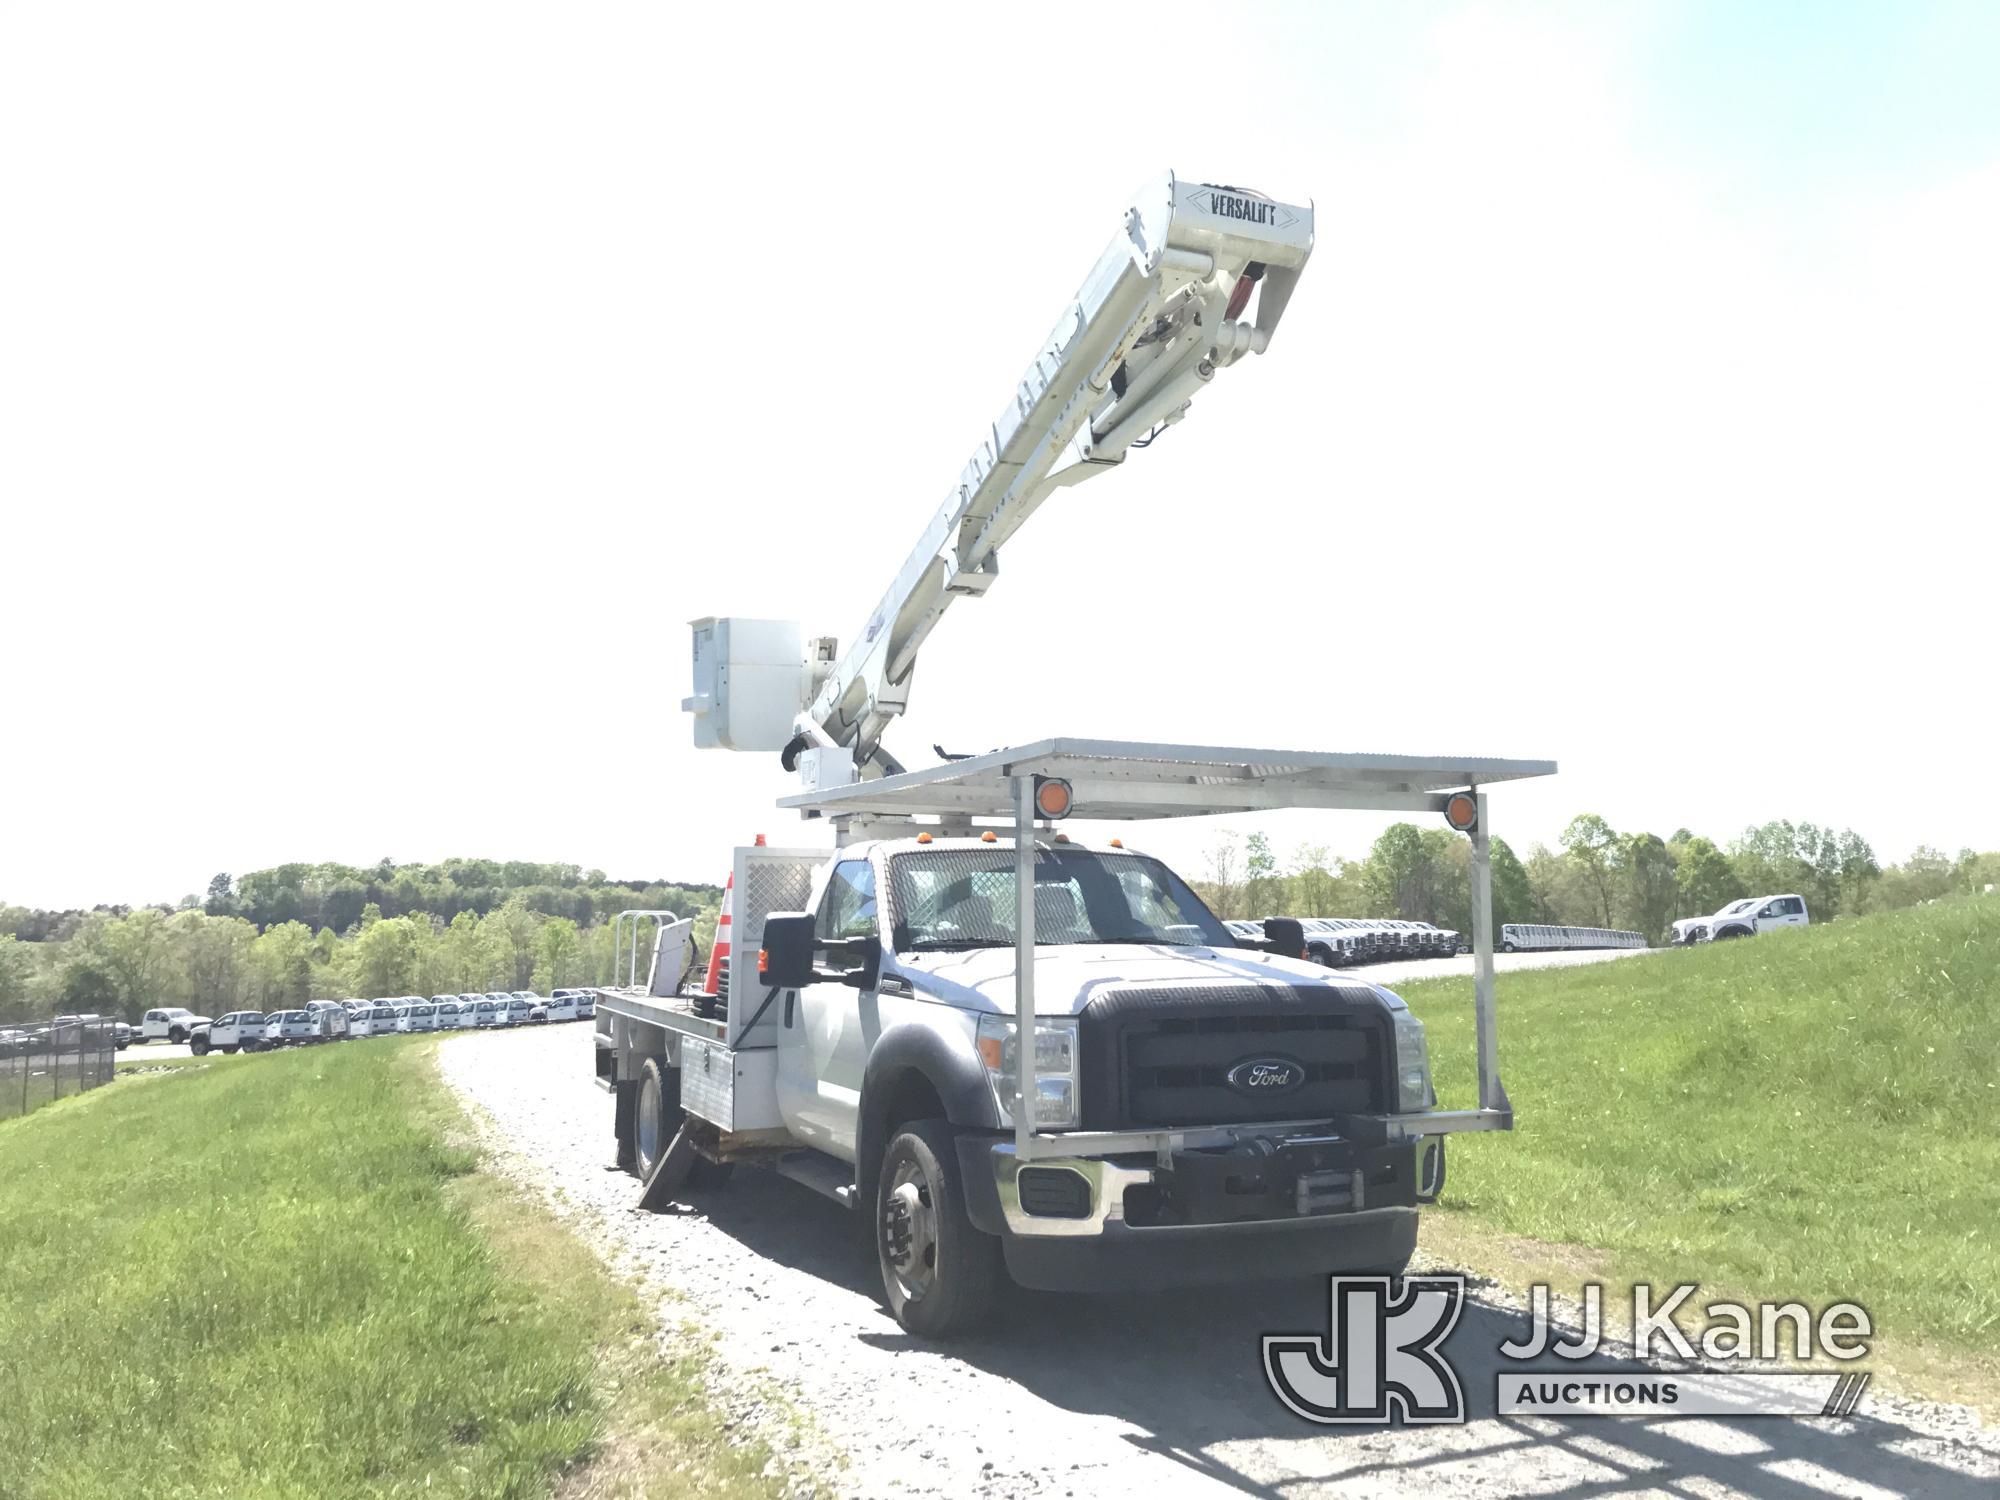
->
[636,1122,698,1212]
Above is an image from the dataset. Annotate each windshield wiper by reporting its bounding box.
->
[907,938,1011,952]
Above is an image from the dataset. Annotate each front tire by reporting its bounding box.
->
[168,1027,187,1044]
[875,1120,1002,1339]
[188,1034,210,1056]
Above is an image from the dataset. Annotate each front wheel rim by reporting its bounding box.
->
[881,1161,939,1302]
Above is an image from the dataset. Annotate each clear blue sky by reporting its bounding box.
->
[1,2,1994,907]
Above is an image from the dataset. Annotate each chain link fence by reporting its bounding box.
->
[0,1015,117,1121]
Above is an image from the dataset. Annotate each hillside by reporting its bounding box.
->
[1398,896,2000,1377]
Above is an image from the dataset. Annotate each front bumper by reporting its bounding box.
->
[957,1127,1444,1293]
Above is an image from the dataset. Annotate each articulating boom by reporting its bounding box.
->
[685,173,1314,787]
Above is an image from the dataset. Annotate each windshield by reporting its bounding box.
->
[888,847,1231,951]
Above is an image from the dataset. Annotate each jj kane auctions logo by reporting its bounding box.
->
[1264,1279,1874,1423]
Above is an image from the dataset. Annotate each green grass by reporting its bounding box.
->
[1398,898,2000,1379]
[0,1039,775,1500]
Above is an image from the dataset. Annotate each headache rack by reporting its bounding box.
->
[779,736,1556,1163]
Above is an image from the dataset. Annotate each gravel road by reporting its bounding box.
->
[442,1026,1998,1499]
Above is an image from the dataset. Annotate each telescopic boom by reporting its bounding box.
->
[685,173,1315,786]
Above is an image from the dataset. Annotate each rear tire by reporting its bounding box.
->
[875,1120,1002,1339]
[632,1058,735,1190]
[635,1058,678,1183]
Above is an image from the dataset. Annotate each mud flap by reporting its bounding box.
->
[636,1122,698,1212]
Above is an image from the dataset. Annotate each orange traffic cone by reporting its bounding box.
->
[701,836,765,1000]
[703,876,734,996]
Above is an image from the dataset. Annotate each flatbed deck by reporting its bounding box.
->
[587,986,727,1043]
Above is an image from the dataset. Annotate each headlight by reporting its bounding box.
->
[1388,1006,1435,1113]
[975,1014,1079,1130]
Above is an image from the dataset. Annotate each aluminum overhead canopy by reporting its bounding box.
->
[777,738,1557,822]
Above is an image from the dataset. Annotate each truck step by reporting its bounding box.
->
[774,1151,860,1211]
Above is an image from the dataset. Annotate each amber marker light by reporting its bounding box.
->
[1444,792,1478,832]
[1033,776,1073,819]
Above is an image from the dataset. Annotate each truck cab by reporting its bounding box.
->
[772,838,1439,1301]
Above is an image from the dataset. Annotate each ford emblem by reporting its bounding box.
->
[1226,1056,1304,1095]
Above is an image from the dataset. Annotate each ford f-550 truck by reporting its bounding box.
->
[594,743,1550,1336]
[589,175,1553,1335]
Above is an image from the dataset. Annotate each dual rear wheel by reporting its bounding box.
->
[632,1056,735,1193]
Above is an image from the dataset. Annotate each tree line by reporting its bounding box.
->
[4,827,1995,1023]
[2,858,719,944]
[0,858,722,1025]
[1189,816,2000,943]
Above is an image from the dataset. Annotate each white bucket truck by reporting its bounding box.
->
[591,173,1553,1335]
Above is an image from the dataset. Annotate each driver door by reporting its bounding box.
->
[777,858,878,1160]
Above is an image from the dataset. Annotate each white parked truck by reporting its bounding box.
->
[1671,893,1808,944]
[139,1007,209,1044]
[591,174,1554,1336]
[189,1011,265,1054]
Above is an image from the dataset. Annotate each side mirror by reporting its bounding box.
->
[1260,917,1307,961]
[839,943,883,991]
[757,913,816,990]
